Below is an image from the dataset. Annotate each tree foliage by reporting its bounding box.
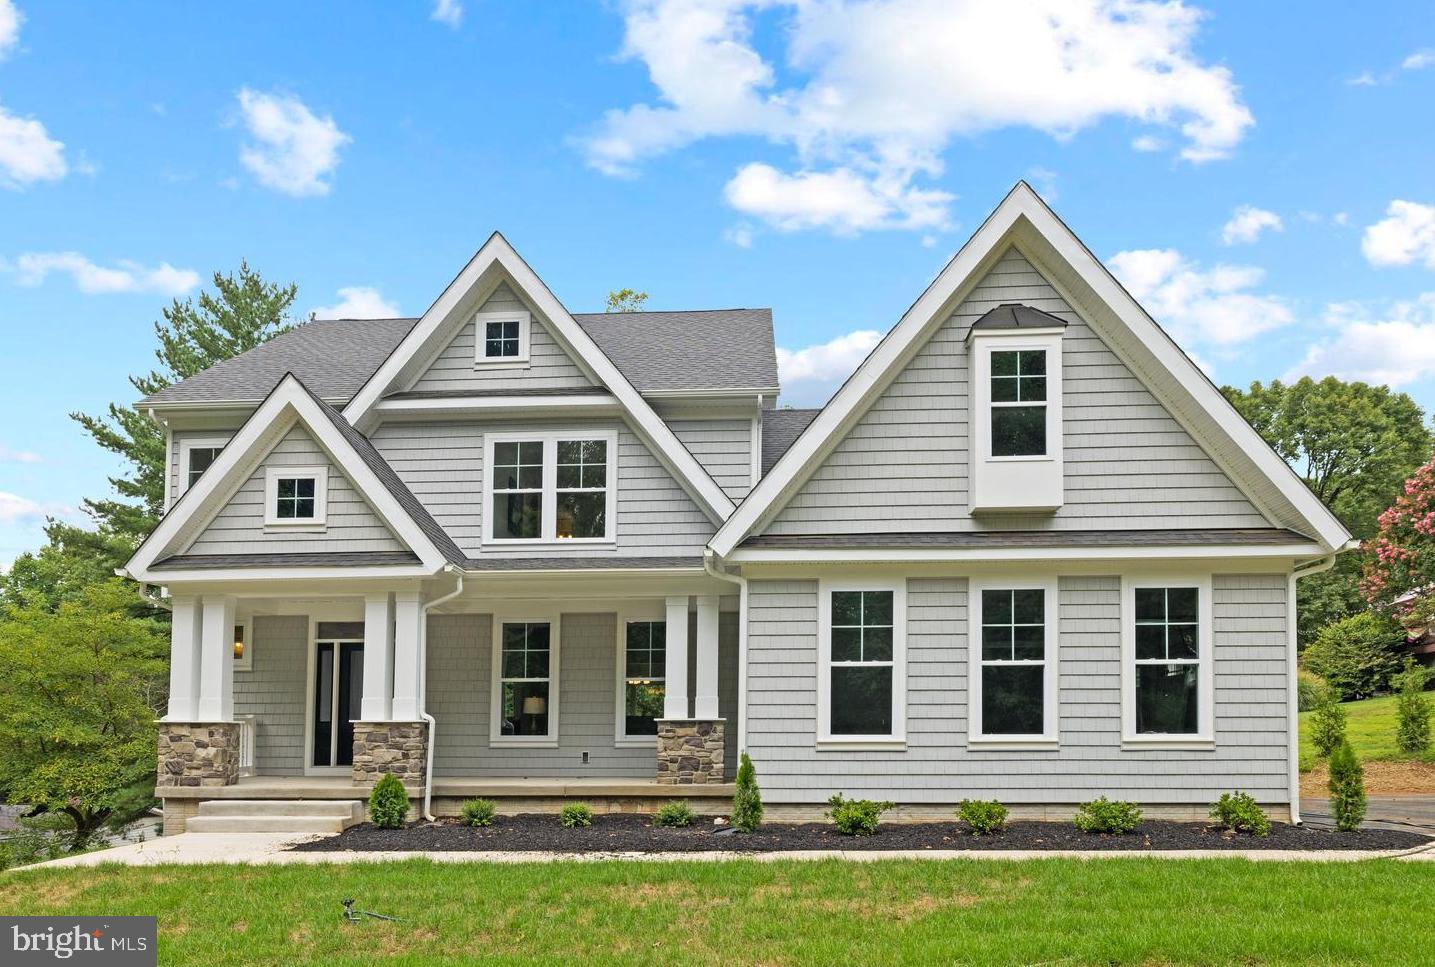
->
[1300,612,1406,700]
[605,288,648,313]
[1394,658,1432,755]
[0,582,167,848]
[1328,740,1367,832]
[1362,455,1435,614]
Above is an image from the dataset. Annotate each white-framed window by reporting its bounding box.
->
[817,578,906,748]
[1121,575,1214,747]
[490,615,560,746]
[474,308,530,365]
[615,613,666,746]
[178,436,229,497]
[989,349,1048,457]
[233,619,252,671]
[968,330,1064,513]
[483,431,617,544]
[263,465,328,529]
[968,578,1058,746]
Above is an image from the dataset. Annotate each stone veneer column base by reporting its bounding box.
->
[655,719,725,784]
[352,721,429,785]
[156,722,240,790]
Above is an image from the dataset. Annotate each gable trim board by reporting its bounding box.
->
[124,374,455,582]
[340,233,737,525]
[709,182,1352,559]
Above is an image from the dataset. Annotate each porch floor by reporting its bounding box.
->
[161,775,735,800]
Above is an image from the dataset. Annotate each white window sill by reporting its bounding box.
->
[966,736,1059,751]
[1120,735,1215,751]
[473,360,530,370]
[483,538,617,548]
[614,737,655,749]
[262,522,327,534]
[815,739,907,752]
[985,454,1055,463]
[490,737,559,749]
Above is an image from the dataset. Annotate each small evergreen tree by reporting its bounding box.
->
[1309,683,1348,757]
[1394,658,1432,755]
[1328,740,1367,832]
[368,774,409,829]
[731,752,763,832]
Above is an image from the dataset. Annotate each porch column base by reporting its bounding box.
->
[157,722,240,789]
[352,721,428,785]
[655,718,725,785]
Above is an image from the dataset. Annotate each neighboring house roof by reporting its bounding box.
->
[761,408,822,475]
[969,302,1068,332]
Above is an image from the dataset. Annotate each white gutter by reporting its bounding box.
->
[703,550,748,757]
[1286,546,1347,826]
[419,566,464,821]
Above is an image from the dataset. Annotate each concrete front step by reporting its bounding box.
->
[199,799,364,819]
[185,799,365,834]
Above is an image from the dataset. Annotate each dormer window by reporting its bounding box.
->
[264,466,328,528]
[475,309,530,365]
[990,349,1047,457]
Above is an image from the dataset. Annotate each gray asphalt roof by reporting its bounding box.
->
[144,307,779,405]
[761,408,823,475]
[739,528,1314,549]
[969,303,1069,331]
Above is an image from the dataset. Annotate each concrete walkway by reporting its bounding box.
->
[1303,795,1435,835]
[16,832,1435,870]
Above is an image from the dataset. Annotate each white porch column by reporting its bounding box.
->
[361,593,395,721]
[390,591,424,720]
[694,595,720,719]
[663,595,691,719]
[165,595,202,720]
[195,595,236,721]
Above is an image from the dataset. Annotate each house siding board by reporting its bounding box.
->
[234,615,307,776]
[743,573,1290,804]
[764,248,1269,536]
[185,426,408,555]
[406,283,596,394]
[370,418,714,559]
[667,418,753,501]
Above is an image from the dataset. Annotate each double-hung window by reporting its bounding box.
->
[990,349,1047,457]
[176,436,229,501]
[493,618,557,744]
[263,466,327,528]
[969,580,1057,745]
[968,325,1064,513]
[818,580,906,746]
[474,309,530,365]
[1123,577,1213,745]
[618,619,666,741]
[485,432,616,544]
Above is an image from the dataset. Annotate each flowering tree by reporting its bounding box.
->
[1362,455,1435,616]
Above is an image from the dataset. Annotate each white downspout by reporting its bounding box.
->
[703,550,748,757]
[1287,548,1345,826]
[419,566,464,822]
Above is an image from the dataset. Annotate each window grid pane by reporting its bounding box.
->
[1133,587,1201,735]
[990,349,1048,457]
[555,438,609,540]
[493,440,544,540]
[978,587,1045,735]
[187,447,223,488]
[499,622,551,737]
[624,621,666,736]
[274,476,316,519]
[829,589,896,736]
[484,319,520,358]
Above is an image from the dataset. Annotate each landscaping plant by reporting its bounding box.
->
[459,798,497,827]
[368,774,409,829]
[1309,682,1349,757]
[956,799,1009,835]
[1073,797,1143,835]
[1394,657,1432,755]
[1296,669,1328,712]
[731,752,763,832]
[1209,792,1272,837]
[826,794,894,836]
[654,800,693,828]
[560,803,594,829]
[1300,612,1405,700]
[1328,740,1367,832]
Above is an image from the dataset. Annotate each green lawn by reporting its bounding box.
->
[3,858,1434,965]
[1299,694,1435,771]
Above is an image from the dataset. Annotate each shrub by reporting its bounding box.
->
[1073,797,1143,835]
[1297,669,1328,712]
[1209,791,1272,837]
[826,794,894,836]
[1309,683,1348,758]
[1300,613,1405,700]
[459,798,497,827]
[956,799,1009,835]
[368,773,409,829]
[1394,657,1432,755]
[731,752,764,832]
[559,803,594,829]
[654,800,694,828]
[1328,740,1367,832]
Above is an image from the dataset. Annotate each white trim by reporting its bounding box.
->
[969,332,1064,513]
[482,430,619,546]
[232,618,252,672]
[750,403,763,488]
[1120,573,1215,748]
[816,577,907,746]
[613,603,668,748]
[263,465,328,529]
[728,543,1325,565]
[967,577,1058,746]
[373,394,621,416]
[177,435,230,500]
[473,308,531,366]
[489,611,561,748]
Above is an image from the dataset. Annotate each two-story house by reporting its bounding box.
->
[123,183,1351,834]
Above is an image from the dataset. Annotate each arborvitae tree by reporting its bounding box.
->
[731,752,763,832]
[1328,740,1367,833]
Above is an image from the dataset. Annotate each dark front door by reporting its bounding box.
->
[313,639,364,768]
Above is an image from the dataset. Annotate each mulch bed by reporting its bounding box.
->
[291,814,1432,854]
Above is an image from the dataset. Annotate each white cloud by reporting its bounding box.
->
[0,101,67,188]
[0,491,72,524]
[4,252,199,295]
[1346,71,1379,87]
[1221,205,1282,245]
[777,328,882,404]
[311,286,401,320]
[0,0,20,59]
[724,162,952,234]
[584,0,1253,235]
[236,88,350,197]
[1402,48,1435,71]
[1289,294,1435,387]
[723,223,754,248]
[0,444,40,464]
[1362,200,1435,269]
[1108,248,1293,346]
[432,0,463,27]
[1131,134,1166,152]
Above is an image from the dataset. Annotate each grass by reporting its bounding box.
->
[1299,694,1435,772]
[3,858,1435,965]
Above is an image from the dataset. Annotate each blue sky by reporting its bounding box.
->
[1,0,1434,564]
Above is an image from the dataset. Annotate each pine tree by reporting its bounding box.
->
[731,752,763,832]
[1328,740,1367,833]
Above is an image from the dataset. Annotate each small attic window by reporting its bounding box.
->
[264,466,328,529]
[475,309,531,366]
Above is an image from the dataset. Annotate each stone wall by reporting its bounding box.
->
[352,721,428,785]
[156,722,240,789]
[656,719,725,784]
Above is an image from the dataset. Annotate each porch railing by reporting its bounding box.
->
[236,714,256,778]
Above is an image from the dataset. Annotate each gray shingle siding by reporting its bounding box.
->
[743,573,1290,805]
[764,248,1270,536]
[234,615,308,776]
[667,417,753,501]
